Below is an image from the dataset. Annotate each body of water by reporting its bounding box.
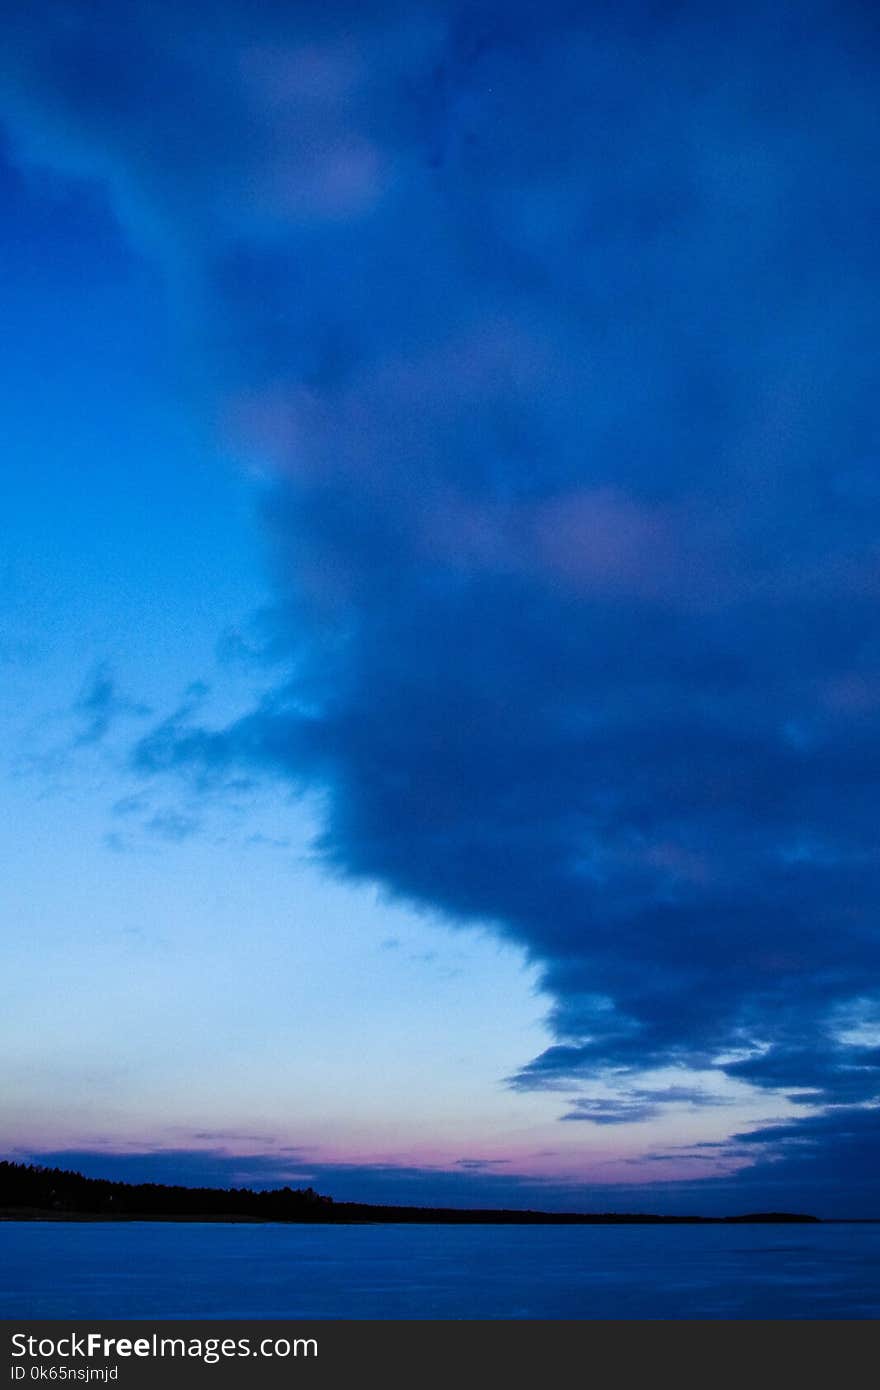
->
[2,1220,879,1319]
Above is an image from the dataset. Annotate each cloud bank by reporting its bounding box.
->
[4,1,880,1197]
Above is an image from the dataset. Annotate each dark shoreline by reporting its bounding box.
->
[0,1162,835,1225]
[5,1212,879,1223]
[1,1205,824,1225]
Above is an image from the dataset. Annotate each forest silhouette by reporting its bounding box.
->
[0,1161,819,1224]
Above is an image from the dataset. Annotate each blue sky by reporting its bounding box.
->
[2,0,880,1216]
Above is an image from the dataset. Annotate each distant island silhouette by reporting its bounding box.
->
[1,1161,819,1224]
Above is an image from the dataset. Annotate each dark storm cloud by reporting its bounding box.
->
[697,1106,880,1215]
[5,0,880,1198]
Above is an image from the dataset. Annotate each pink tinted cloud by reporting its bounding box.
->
[820,673,880,717]
[262,134,387,220]
[237,40,388,221]
[531,487,677,598]
[642,840,714,886]
[224,386,307,474]
[421,485,713,607]
[225,377,721,611]
[239,41,365,109]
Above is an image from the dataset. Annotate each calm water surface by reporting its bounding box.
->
[2,1221,879,1319]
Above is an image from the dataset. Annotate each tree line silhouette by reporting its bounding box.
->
[0,1161,332,1220]
[1,1160,819,1223]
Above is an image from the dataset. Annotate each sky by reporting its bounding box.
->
[2,0,880,1217]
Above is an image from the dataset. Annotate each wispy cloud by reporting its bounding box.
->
[73,664,150,747]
